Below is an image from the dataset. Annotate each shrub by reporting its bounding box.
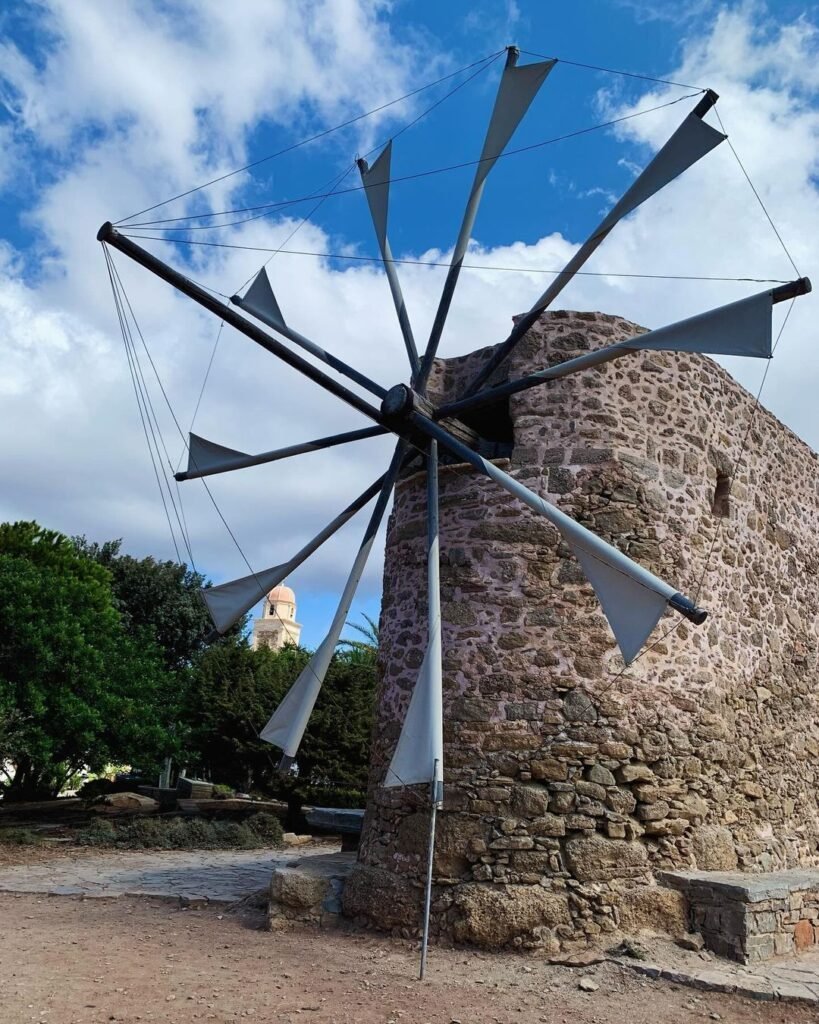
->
[212,784,233,799]
[76,818,117,846]
[246,812,283,843]
[0,826,43,845]
[210,820,256,849]
[74,813,282,850]
[301,785,366,809]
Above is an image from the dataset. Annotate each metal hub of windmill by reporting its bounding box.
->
[98,45,810,975]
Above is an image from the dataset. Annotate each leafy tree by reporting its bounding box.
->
[0,522,177,801]
[73,537,235,671]
[185,621,379,803]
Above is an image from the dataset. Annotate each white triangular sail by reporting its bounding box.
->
[200,473,386,635]
[187,432,247,476]
[259,530,378,757]
[569,543,668,665]
[472,58,556,193]
[384,618,444,789]
[598,112,725,235]
[479,459,679,665]
[202,563,289,635]
[360,141,391,252]
[628,288,773,359]
[260,445,405,759]
[238,267,286,329]
[260,633,335,755]
[359,142,420,373]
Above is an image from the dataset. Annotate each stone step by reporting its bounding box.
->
[660,868,819,964]
[268,851,357,929]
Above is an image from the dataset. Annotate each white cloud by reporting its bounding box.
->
[1,2,817,645]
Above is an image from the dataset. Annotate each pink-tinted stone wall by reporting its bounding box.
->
[342,309,819,951]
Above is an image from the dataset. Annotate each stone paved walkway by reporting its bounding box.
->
[619,942,819,1004]
[0,845,333,903]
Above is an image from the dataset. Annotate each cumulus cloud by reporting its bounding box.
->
[1,2,817,645]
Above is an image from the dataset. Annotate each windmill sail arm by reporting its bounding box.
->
[358,143,421,375]
[434,280,811,422]
[408,411,706,664]
[415,50,556,389]
[233,269,387,399]
[260,442,407,762]
[176,425,387,481]
[200,470,388,635]
[461,91,725,397]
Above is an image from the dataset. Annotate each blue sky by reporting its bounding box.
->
[1,0,818,647]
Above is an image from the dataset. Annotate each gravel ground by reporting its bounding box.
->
[2,893,816,1024]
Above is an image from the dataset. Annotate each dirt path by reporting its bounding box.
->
[1,893,813,1024]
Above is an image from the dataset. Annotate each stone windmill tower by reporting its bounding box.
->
[98,44,811,966]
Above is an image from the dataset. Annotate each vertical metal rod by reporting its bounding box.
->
[419,439,443,980]
[420,758,439,981]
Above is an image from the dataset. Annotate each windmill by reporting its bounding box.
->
[97,46,810,977]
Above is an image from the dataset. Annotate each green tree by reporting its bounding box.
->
[73,537,232,671]
[0,522,177,801]
[185,623,379,802]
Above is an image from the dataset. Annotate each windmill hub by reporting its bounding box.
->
[381,383,418,421]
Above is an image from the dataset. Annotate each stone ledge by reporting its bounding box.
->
[659,869,819,964]
[660,868,819,904]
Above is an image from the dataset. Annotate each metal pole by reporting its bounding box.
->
[97,223,387,428]
[420,759,440,981]
[419,439,443,980]
[232,289,387,399]
[177,425,387,481]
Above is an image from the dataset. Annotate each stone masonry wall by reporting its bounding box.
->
[342,309,819,951]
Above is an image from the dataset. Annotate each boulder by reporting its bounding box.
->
[269,852,355,927]
[90,792,159,814]
[452,883,570,948]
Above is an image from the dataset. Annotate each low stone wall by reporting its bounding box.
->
[662,869,819,963]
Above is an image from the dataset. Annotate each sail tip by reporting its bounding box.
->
[669,592,708,626]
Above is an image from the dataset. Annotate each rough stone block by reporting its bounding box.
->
[564,835,649,882]
[452,884,570,948]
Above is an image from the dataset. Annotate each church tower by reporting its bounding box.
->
[251,583,302,651]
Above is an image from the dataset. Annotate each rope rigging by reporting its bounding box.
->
[118,234,792,285]
[100,39,806,706]
[123,91,702,230]
[115,50,506,225]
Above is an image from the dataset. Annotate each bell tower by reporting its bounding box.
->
[251,583,302,650]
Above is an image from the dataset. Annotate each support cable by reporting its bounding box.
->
[120,234,791,285]
[103,246,184,563]
[713,108,801,278]
[519,50,705,91]
[124,92,701,230]
[232,48,503,290]
[108,254,197,567]
[116,50,505,224]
